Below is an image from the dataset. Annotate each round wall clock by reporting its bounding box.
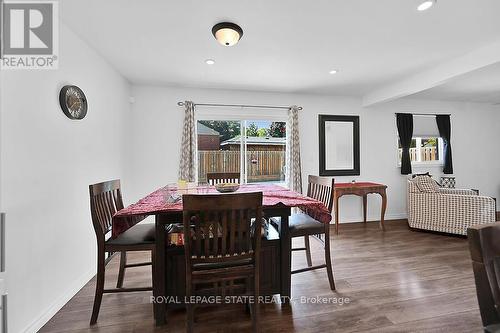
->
[59,85,88,120]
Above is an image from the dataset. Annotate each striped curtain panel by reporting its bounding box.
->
[286,106,303,193]
[178,101,196,182]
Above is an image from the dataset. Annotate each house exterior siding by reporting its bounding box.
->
[198,134,220,151]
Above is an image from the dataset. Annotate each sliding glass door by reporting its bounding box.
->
[197,120,241,184]
[244,120,286,184]
[196,119,286,185]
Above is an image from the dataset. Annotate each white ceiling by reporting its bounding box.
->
[410,62,500,104]
[61,0,500,98]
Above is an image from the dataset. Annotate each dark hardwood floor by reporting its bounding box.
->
[40,220,484,333]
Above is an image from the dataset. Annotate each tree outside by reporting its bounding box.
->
[423,138,437,147]
[199,120,286,139]
[269,122,286,138]
[198,120,240,141]
[257,128,268,137]
[246,123,259,136]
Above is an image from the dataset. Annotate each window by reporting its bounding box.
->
[197,119,286,184]
[396,114,445,166]
[398,137,444,165]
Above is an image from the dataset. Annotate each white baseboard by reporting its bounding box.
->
[21,269,95,333]
[334,213,407,224]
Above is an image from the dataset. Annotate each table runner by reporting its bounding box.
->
[112,184,332,238]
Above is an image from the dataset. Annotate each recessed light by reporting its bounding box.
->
[205,59,215,65]
[417,0,436,11]
[329,69,338,75]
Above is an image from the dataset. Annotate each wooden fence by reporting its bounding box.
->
[198,150,285,182]
[399,147,438,162]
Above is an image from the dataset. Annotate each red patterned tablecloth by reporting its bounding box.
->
[112,184,332,238]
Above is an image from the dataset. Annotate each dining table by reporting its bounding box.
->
[112,183,332,326]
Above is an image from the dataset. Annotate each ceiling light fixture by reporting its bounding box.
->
[205,59,215,65]
[212,22,243,46]
[329,69,339,74]
[417,0,436,11]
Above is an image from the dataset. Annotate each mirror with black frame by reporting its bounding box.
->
[318,115,360,176]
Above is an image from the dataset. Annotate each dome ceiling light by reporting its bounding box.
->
[212,22,243,46]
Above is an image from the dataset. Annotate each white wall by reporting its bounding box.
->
[0,24,132,332]
[127,85,500,222]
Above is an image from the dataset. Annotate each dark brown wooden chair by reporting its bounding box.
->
[468,222,500,332]
[272,175,335,290]
[182,192,263,333]
[206,172,241,185]
[89,180,155,325]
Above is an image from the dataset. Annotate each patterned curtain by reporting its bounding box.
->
[178,101,196,182]
[286,106,303,193]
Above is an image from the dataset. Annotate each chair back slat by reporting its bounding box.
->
[182,192,263,267]
[195,214,202,255]
[89,179,124,239]
[240,210,244,255]
[307,175,335,212]
[230,210,236,255]
[203,213,210,257]
[221,212,228,256]
[213,211,219,256]
[206,172,241,185]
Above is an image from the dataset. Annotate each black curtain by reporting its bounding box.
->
[396,113,413,175]
[436,115,453,174]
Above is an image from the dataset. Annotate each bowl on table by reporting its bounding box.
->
[214,183,240,193]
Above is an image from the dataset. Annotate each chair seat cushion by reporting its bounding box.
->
[107,223,155,246]
[271,213,324,237]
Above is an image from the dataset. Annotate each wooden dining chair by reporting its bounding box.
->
[182,192,263,333]
[271,175,335,290]
[206,172,241,185]
[89,180,155,325]
[468,222,500,332]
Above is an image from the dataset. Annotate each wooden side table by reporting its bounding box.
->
[333,182,388,235]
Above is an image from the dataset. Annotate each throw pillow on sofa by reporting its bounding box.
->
[414,175,440,193]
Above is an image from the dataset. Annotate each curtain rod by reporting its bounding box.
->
[177,101,302,111]
[394,113,451,117]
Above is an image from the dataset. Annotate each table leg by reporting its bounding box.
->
[380,190,387,231]
[334,194,340,235]
[362,194,367,223]
[154,215,166,326]
[280,212,291,304]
